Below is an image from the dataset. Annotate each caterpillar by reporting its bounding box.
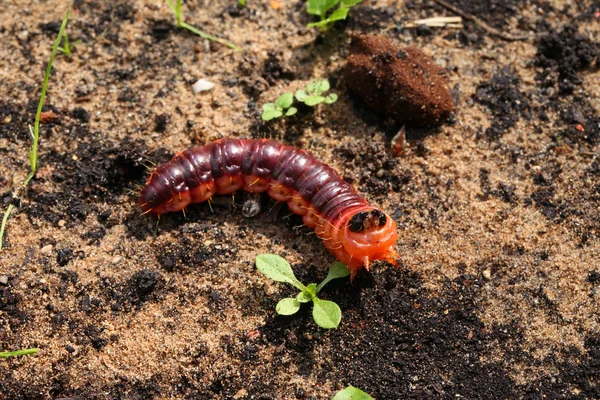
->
[140,138,398,279]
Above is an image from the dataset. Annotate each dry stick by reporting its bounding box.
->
[432,0,532,41]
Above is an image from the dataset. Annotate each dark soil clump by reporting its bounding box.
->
[474,69,530,140]
[535,24,598,94]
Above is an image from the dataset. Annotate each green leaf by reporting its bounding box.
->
[312,298,342,329]
[285,107,298,116]
[306,283,318,297]
[303,95,325,107]
[307,0,340,16]
[341,0,362,6]
[332,385,374,400]
[0,348,39,358]
[324,5,350,22]
[295,90,308,102]
[306,5,350,29]
[306,81,317,93]
[255,254,306,291]
[296,291,313,303]
[324,93,338,104]
[261,109,283,121]
[314,79,330,94]
[275,92,294,109]
[276,298,301,315]
[316,261,350,293]
[262,103,277,111]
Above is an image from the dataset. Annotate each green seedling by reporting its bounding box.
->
[1,8,70,251]
[166,0,239,50]
[261,92,297,121]
[255,254,350,329]
[261,79,337,121]
[25,9,70,186]
[306,0,362,31]
[332,385,374,400]
[238,0,246,6]
[0,348,39,358]
[57,31,82,57]
[295,79,338,106]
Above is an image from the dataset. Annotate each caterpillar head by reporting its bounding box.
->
[342,207,399,271]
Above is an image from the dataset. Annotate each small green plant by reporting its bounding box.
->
[57,31,81,57]
[261,79,337,121]
[332,385,374,400]
[261,93,297,121]
[256,254,350,329]
[306,0,362,30]
[295,79,338,106]
[1,8,70,251]
[238,0,246,6]
[166,0,239,50]
[0,348,39,358]
[25,9,70,186]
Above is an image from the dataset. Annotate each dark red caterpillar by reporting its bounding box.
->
[140,139,398,278]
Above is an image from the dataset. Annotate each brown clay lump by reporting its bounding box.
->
[345,34,453,126]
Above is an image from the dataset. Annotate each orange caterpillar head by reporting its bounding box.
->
[338,207,399,274]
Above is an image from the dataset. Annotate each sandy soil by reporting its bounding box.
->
[0,0,599,399]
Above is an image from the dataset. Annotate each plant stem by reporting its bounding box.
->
[24,8,70,187]
[0,204,14,251]
[0,348,40,358]
[166,0,239,50]
[63,31,71,55]
[180,22,240,50]
[176,0,182,26]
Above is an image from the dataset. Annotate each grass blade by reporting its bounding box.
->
[0,348,40,358]
[25,8,70,186]
[0,204,15,251]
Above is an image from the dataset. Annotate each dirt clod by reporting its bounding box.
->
[345,34,453,126]
[133,269,160,298]
[535,24,598,94]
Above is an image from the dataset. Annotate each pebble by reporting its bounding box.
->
[58,220,66,227]
[482,269,492,280]
[192,78,216,93]
[111,256,122,265]
[0,276,8,285]
[40,244,54,255]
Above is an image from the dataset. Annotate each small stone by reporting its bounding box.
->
[40,244,54,255]
[482,269,492,280]
[376,169,385,178]
[58,220,66,227]
[233,389,248,399]
[242,197,261,218]
[111,256,122,265]
[0,276,8,285]
[192,78,216,93]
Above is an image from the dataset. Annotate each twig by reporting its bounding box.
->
[432,0,532,41]
[404,16,463,29]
